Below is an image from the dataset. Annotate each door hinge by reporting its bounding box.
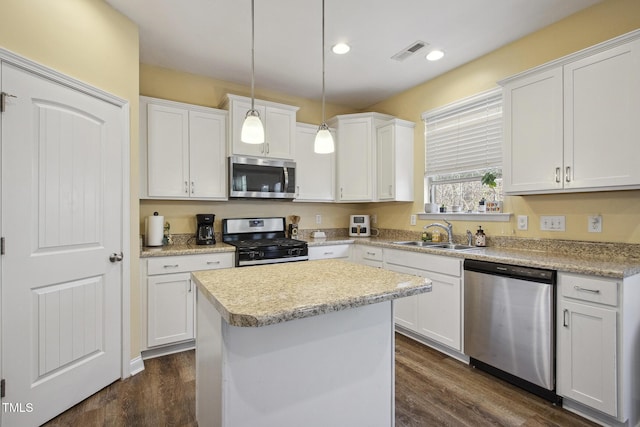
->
[1,237,4,255]
[1,379,5,398]
[1,92,17,113]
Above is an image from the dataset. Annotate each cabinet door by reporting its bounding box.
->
[557,300,617,416]
[189,110,227,199]
[385,263,419,332]
[307,245,350,260]
[230,99,266,157]
[337,118,373,201]
[147,273,195,347]
[376,124,395,201]
[294,124,335,201]
[564,39,640,190]
[147,103,190,197]
[503,67,563,194]
[265,107,295,159]
[416,270,461,351]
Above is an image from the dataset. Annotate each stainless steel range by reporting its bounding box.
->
[222,217,308,267]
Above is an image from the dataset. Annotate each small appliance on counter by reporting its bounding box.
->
[196,214,216,245]
[349,214,371,237]
[288,215,300,238]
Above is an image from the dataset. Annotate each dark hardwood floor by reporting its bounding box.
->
[44,333,596,426]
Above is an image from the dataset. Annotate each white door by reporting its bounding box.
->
[1,62,123,426]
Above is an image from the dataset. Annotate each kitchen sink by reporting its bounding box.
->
[392,241,479,251]
[392,241,445,247]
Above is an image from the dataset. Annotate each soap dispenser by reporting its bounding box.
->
[474,226,486,247]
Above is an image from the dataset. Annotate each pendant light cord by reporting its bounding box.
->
[250,0,256,111]
[321,0,326,123]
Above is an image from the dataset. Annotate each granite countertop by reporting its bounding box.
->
[191,259,431,327]
[140,241,235,258]
[358,238,640,279]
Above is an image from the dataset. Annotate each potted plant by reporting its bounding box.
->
[481,171,500,212]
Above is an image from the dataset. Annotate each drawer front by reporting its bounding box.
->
[360,245,383,261]
[559,273,618,306]
[308,244,351,260]
[384,249,461,277]
[147,252,234,275]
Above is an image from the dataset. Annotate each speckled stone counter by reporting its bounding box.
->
[140,242,234,258]
[192,259,430,327]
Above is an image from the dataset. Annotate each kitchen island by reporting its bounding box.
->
[192,259,431,427]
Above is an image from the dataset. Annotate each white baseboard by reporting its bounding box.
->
[141,340,195,360]
[129,355,145,376]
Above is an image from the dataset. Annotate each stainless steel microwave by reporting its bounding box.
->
[229,156,296,199]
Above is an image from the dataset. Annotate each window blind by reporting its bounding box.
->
[423,88,502,177]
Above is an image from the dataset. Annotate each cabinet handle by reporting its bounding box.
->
[163,264,179,268]
[555,167,561,183]
[574,285,600,294]
[206,261,220,265]
[266,143,270,154]
[324,251,334,255]
[261,144,265,154]
[563,308,569,327]
[565,166,571,182]
[184,181,188,194]
[340,187,343,199]
[389,184,393,194]
[188,281,192,293]
[191,181,195,194]
[366,251,376,256]
[296,185,300,198]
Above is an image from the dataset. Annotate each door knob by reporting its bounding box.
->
[109,252,124,263]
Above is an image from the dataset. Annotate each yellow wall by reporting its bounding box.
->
[139,64,361,233]
[0,0,142,357]
[368,0,640,244]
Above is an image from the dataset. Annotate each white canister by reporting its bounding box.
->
[145,212,165,247]
[424,203,439,213]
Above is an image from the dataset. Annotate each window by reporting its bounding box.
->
[423,88,503,212]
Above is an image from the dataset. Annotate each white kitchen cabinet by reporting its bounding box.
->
[140,96,227,200]
[501,33,640,194]
[142,252,234,350]
[557,272,640,426]
[223,94,299,160]
[384,249,462,352]
[328,113,394,202]
[307,244,351,261]
[354,244,384,268]
[376,119,415,201]
[294,123,335,201]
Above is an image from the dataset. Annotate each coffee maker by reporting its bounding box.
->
[196,214,215,245]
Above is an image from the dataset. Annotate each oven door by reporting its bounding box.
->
[229,156,296,199]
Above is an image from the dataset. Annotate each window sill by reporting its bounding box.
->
[417,212,512,222]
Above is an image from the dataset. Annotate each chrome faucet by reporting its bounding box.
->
[423,219,454,244]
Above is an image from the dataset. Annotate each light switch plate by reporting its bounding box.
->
[588,215,602,233]
[540,215,565,231]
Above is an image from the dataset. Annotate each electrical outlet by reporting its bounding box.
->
[315,214,322,225]
[517,215,528,230]
[540,215,566,231]
[410,215,416,226]
[588,215,602,233]
[371,214,377,224]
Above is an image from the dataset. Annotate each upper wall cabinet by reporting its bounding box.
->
[140,96,227,200]
[377,119,415,202]
[222,94,299,160]
[329,113,414,202]
[501,31,640,195]
[294,123,335,202]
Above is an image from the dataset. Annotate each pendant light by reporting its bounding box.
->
[241,0,265,144]
[314,0,335,154]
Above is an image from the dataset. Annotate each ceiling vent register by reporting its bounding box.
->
[391,40,428,61]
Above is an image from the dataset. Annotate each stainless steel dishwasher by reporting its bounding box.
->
[464,259,561,404]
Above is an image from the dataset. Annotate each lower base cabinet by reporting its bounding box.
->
[384,249,462,352]
[141,252,234,350]
[556,272,640,426]
[307,244,351,260]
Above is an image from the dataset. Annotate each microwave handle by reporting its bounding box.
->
[283,167,289,191]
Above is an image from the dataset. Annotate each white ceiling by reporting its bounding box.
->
[106,0,601,109]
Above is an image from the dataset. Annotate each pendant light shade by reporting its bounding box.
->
[314,0,334,154]
[241,0,265,144]
[241,109,265,144]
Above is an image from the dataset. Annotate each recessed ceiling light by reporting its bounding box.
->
[332,43,350,54]
[426,49,445,61]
